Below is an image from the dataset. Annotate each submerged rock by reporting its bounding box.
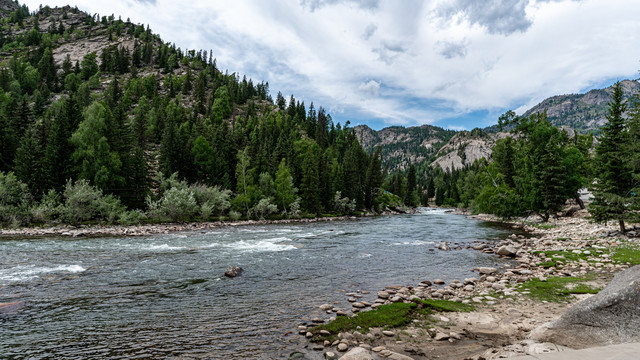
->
[531,265,640,348]
[224,266,243,278]
[0,301,24,314]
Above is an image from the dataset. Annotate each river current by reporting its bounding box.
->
[0,209,520,359]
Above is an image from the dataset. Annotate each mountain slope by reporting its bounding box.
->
[0,0,390,226]
[354,124,455,172]
[521,79,640,132]
[430,128,502,171]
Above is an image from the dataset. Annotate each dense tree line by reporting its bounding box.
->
[418,82,639,232]
[0,2,402,227]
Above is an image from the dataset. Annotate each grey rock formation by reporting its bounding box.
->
[531,265,640,348]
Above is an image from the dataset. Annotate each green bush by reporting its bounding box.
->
[30,189,61,223]
[58,179,127,225]
[250,198,278,219]
[191,184,231,219]
[0,171,33,227]
[118,209,147,225]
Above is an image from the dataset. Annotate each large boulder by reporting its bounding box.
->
[531,265,640,348]
[496,246,517,257]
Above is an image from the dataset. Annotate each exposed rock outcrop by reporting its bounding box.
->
[531,264,640,348]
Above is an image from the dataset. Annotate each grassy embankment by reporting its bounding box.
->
[309,299,473,343]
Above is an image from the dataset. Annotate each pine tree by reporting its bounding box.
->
[43,96,80,191]
[406,164,417,206]
[13,126,44,195]
[590,82,633,232]
[300,143,321,214]
[364,148,382,210]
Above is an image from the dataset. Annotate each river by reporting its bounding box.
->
[0,209,521,359]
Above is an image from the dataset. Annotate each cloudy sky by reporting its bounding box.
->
[22,0,640,130]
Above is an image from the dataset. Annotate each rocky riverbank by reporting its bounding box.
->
[0,207,420,238]
[0,215,363,238]
[297,208,639,359]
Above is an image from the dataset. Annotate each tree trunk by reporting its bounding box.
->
[575,192,585,210]
[619,219,626,233]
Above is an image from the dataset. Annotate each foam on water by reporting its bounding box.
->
[223,239,297,252]
[417,208,453,215]
[391,240,435,246]
[0,264,86,282]
[147,244,188,251]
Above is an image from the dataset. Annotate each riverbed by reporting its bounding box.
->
[0,209,522,359]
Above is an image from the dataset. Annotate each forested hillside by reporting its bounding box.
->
[0,1,400,227]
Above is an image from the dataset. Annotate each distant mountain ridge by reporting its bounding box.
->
[353,124,455,172]
[521,79,640,132]
[357,79,638,172]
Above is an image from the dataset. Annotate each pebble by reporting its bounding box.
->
[382,330,395,337]
[434,332,449,341]
[324,351,338,360]
[337,343,349,352]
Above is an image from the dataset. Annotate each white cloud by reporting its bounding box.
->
[362,23,378,40]
[20,0,640,129]
[358,80,381,97]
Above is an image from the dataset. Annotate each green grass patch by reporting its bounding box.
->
[516,275,600,302]
[309,300,472,342]
[310,303,417,342]
[611,243,640,265]
[420,299,474,312]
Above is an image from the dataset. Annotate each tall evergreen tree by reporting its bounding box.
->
[590,82,633,232]
[364,148,383,210]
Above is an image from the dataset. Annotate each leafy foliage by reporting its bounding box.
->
[0,2,415,227]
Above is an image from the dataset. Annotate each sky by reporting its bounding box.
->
[20,0,640,130]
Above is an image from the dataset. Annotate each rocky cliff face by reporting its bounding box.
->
[0,0,19,18]
[354,124,455,172]
[429,129,510,171]
[522,79,640,132]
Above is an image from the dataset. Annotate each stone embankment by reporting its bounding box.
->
[298,209,637,359]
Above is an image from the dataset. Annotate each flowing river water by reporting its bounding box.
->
[0,209,522,359]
